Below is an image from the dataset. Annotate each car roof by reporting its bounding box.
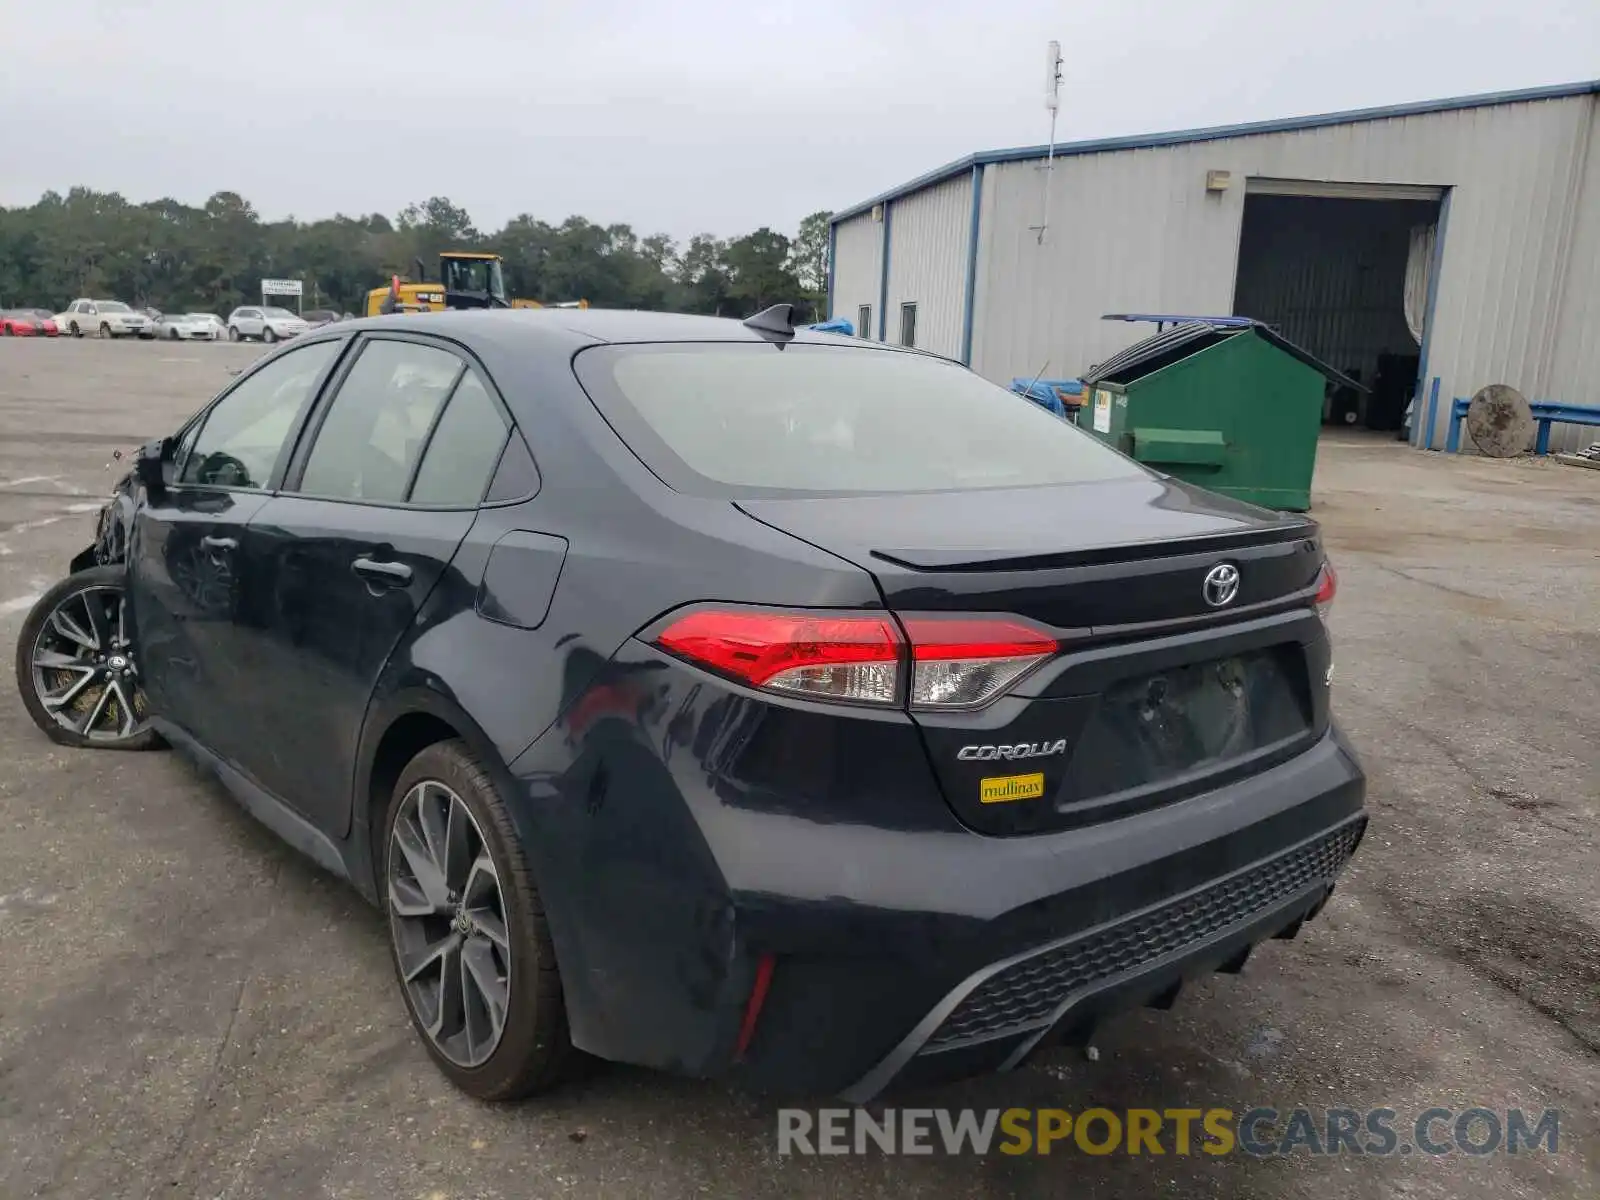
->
[336,307,904,356]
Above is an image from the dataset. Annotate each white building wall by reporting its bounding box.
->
[1544,104,1600,450]
[830,211,883,339]
[883,172,973,358]
[968,93,1598,452]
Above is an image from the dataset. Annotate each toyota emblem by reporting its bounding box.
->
[1202,563,1240,608]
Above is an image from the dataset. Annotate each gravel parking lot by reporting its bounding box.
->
[1,337,1596,1199]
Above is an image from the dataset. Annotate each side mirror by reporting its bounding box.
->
[134,437,170,497]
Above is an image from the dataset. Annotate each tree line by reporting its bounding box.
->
[0,189,832,320]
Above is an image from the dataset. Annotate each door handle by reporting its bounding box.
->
[352,556,413,586]
[200,535,238,551]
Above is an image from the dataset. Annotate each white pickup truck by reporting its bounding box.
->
[54,299,154,339]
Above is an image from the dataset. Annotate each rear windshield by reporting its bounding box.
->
[574,343,1142,497]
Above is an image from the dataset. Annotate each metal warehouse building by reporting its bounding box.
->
[828,81,1600,452]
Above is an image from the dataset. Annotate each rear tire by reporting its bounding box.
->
[383,740,575,1100]
[14,565,162,751]
[227,325,240,342]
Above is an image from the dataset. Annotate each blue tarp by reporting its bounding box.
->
[1010,377,1084,418]
[808,317,855,335]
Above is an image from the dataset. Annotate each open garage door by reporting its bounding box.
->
[1233,180,1444,434]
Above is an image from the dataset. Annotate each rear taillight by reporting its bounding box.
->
[901,616,1058,709]
[653,609,902,704]
[1314,561,1337,620]
[651,609,1058,709]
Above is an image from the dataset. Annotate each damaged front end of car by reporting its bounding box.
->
[68,439,161,574]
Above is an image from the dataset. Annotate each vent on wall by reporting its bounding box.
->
[871,203,885,223]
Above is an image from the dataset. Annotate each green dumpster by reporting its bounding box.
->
[1077,321,1363,511]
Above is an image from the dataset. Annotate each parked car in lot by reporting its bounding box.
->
[12,307,1365,1103]
[226,305,310,343]
[303,309,343,326]
[154,312,224,341]
[2,309,59,336]
[55,299,154,339]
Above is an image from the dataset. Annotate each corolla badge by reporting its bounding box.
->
[957,740,1068,762]
[1202,562,1240,608]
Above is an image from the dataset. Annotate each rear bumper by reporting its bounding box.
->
[840,814,1361,1099]
[512,679,1367,1096]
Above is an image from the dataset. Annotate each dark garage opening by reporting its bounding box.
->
[1233,192,1442,433]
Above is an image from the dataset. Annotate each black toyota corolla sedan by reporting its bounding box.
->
[14,307,1365,1101]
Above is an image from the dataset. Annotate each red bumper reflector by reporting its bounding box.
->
[735,952,777,1060]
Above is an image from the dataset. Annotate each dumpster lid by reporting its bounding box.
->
[1083,318,1368,392]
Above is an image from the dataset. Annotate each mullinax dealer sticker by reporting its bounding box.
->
[980,773,1046,804]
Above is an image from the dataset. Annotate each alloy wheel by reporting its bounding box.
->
[388,780,511,1068]
[28,584,150,742]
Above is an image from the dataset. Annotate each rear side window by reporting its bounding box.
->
[409,372,510,506]
[575,343,1142,497]
[298,339,463,503]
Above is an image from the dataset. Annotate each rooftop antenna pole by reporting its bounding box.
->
[1032,40,1063,245]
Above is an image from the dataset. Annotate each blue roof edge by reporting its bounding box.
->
[830,79,1600,225]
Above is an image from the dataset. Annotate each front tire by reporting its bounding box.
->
[168,327,180,340]
[14,565,162,751]
[262,326,277,344]
[383,740,574,1100]
[99,322,113,339]
[70,321,81,337]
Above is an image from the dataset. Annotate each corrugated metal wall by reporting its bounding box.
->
[968,93,1599,452]
[831,212,883,339]
[1545,103,1600,451]
[883,173,973,358]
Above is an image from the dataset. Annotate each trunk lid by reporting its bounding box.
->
[738,476,1332,835]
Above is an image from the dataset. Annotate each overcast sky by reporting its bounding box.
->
[3,0,1596,241]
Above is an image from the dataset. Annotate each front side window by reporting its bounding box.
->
[179,339,341,489]
[576,343,1143,498]
[298,339,463,503]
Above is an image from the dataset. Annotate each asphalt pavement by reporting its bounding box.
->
[0,337,1595,1199]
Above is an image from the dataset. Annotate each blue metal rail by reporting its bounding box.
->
[1444,396,1600,454]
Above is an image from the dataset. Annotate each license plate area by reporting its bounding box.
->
[1058,646,1311,805]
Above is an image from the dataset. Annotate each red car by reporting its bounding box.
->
[1,310,59,337]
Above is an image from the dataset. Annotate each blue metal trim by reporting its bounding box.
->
[878,201,892,341]
[825,221,837,319]
[1413,187,1453,448]
[1446,397,1468,453]
[830,80,1600,225]
[960,163,984,365]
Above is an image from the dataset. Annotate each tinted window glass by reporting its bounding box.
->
[576,344,1142,497]
[299,339,462,503]
[408,372,509,506]
[484,434,539,503]
[180,340,339,489]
